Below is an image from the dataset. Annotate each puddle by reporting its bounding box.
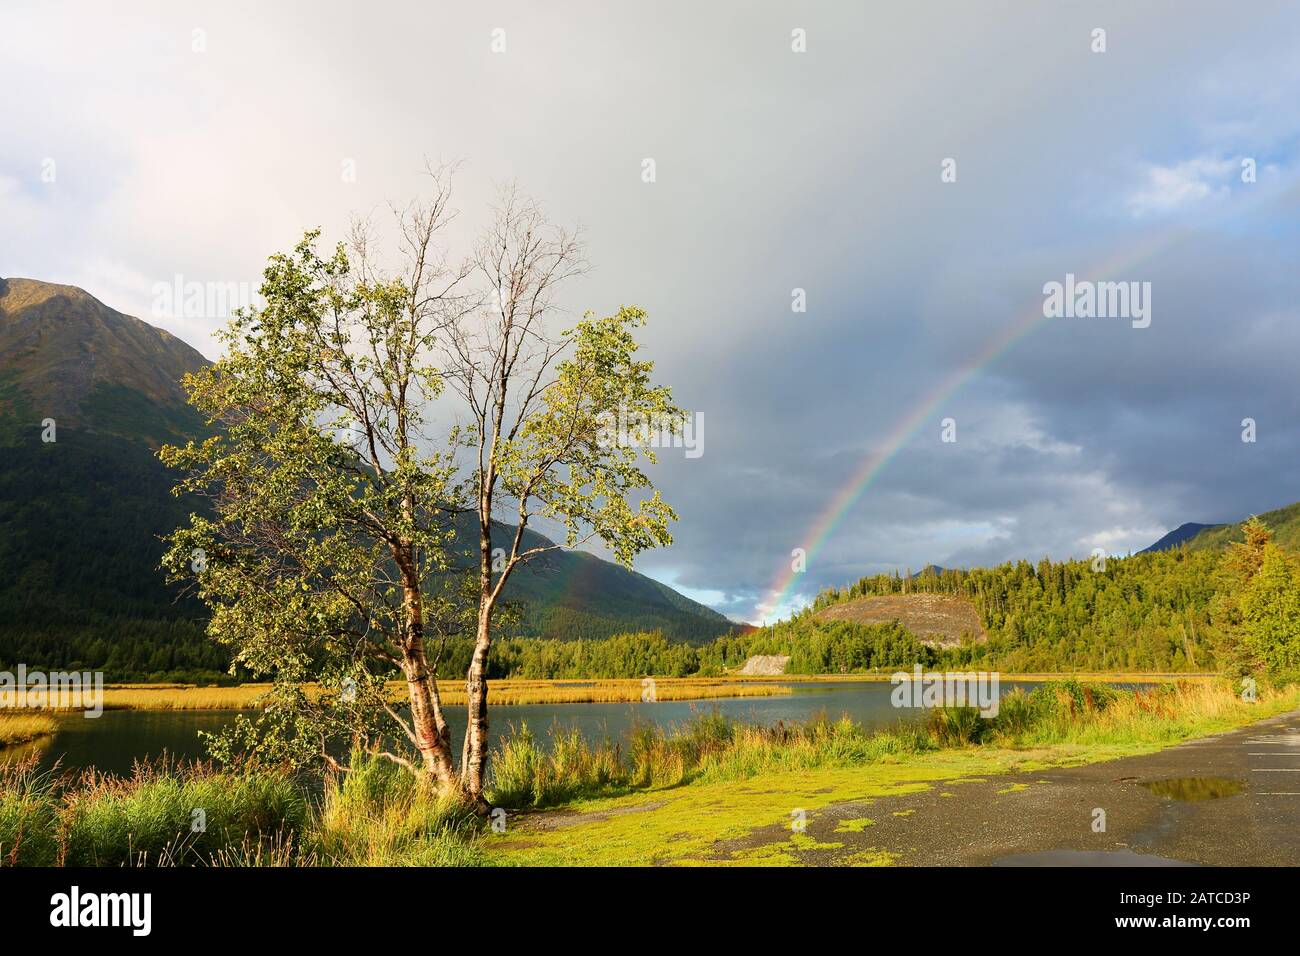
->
[1140,777,1245,801]
[993,849,1196,867]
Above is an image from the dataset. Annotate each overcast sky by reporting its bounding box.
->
[5,1,1300,623]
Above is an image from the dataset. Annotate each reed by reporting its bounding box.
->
[0,713,57,747]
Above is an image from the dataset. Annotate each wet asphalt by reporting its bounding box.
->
[719,709,1300,866]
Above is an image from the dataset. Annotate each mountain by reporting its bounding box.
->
[482,521,733,643]
[909,564,946,577]
[1181,501,1300,553]
[0,278,731,680]
[0,278,220,680]
[1140,522,1224,553]
[1140,504,1300,555]
[0,278,209,443]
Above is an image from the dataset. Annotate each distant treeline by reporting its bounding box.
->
[461,619,935,680]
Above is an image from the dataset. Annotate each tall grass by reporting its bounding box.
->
[0,755,307,866]
[487,711,936,807]
[987,678,1269,747]
[0,759,60,866]
[0,714,58,746]
[309,756,485,866]
[0,754,487,868]
[61,760,308,865]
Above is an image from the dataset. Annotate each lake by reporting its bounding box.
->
[11,679,1135,777]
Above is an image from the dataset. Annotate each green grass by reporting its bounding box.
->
[308,756,487,866]
[0,756,307,866]
[0,753,488,868]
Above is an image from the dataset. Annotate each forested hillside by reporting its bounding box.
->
[807,550,1224,671]
[1185,501,1300,553]
[0,278,733,681]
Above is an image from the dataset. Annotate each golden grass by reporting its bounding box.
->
[7,671,1214,712]
[1007,677,1290,747]
[720,671,1219,683]
[28,678,793,712]
[0,713,58,747]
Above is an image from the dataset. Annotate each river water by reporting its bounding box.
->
[11,679,1133,777]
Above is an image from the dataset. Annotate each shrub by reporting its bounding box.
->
[926,706,988,747]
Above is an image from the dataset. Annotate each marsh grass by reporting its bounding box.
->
[989,678,1272,748]
[32,678,790,712]
[0,753,487,868]
[0,758,60,865]
[308,756,486,866]
[0,713,57,747]
[487,710,936,807]
[61,759,309,865]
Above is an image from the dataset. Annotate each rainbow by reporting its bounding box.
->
[756,230,1185,624]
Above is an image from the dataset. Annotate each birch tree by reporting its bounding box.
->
[162,169,683,807]
[445,186,682,803]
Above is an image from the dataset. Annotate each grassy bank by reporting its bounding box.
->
[486,679,1296,809]
[0,714,57,747]
[3,679,1294,866]
[484,679,1300,865]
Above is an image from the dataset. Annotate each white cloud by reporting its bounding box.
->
[1126,156,1237,217]
[1083,526,1168,556]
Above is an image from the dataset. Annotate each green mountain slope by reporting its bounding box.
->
[1183,502,1300,553]
[473,520,732,643]
[0,278,731,680]
[796,550,1227,672]
[1140,522,1224,553]
[0,279,219,679]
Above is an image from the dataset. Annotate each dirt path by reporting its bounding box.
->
[712,709,1300,866]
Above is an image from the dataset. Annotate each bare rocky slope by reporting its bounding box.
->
[815,592,987,648]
